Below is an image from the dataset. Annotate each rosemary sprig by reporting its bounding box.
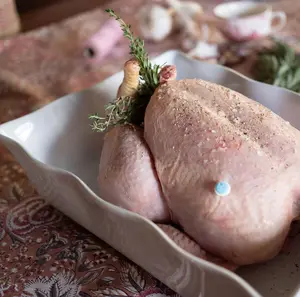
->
[254,40,300,92]
[89,9,162,132]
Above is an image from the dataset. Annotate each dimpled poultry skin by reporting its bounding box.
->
[98,60,300,268]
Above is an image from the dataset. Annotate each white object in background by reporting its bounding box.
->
[213,1,287,42]
[138,4,173,42]
[167,0,213,56]
[167,0,201,37]
[168,0,203,30]
[187,39,219,60]
[180,0,203,17]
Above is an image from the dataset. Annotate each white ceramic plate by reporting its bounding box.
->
[1,50,300,297]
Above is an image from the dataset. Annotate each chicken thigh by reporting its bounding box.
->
[98,60,170,222]
[98,123,170,222]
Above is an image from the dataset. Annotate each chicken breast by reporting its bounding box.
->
[144,78,300,265]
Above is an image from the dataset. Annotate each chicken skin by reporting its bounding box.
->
[98,60,300,267]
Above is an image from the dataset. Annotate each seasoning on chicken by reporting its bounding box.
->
[144,76,300,265]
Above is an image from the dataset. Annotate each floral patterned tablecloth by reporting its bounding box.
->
[1,0,300,296]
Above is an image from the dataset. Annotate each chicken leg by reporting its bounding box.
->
[98,61,172,222]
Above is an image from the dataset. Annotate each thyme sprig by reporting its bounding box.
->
[89,9,162,132]
[105,8,161,95]
[89,96,135,132]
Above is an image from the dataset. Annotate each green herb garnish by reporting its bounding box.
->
[254,40,300,92]
[89,9,162,132]
[89,96,135,132]
[105,9,160,95]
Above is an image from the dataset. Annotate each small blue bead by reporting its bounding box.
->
[215,181,231,196]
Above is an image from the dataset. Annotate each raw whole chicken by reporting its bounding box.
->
[98,59,300,268]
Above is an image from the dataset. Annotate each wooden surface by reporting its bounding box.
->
[19,0,110,32]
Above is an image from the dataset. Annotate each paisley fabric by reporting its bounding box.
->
[0,0,299,296]
[0,194,179,297]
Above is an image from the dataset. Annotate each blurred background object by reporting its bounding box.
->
[2,0,279,36]
[0,0,21,37]
[15,0,109,32]
[16,0,59,12]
